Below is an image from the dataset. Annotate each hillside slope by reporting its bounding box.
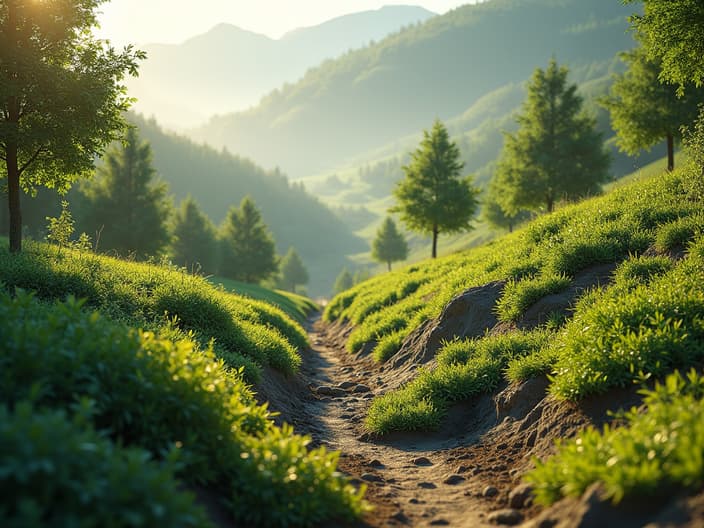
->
[128,5,435,127]
[132,114,366,296]
[194,0,638,177]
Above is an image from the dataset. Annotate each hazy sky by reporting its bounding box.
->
[96,1,474,46]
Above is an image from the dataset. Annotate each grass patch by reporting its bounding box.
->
[0,242,308,379]
[496,273,571,322]
[528,369,704,505]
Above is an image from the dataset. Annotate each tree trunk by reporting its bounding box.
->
[431,225,438,259]
[6,1,22,252]
[666,133,675,172]
[7,144,21,253]
[387,261,391,272]
[546,196,554,214]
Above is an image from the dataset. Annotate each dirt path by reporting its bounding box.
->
[260,316,548,527]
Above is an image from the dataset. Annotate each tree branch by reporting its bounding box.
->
[18,146,46,176]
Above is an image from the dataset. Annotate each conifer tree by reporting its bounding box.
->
[77,127,171,259]
[170,195,217,274]
[482,179,531,233]
[279,247,309,293]
[219,196,278,283]
[372,217,408,271]
[601,46,704,172]
[494,59,610,214]
[392,119,480,258]
[333,268,354,295]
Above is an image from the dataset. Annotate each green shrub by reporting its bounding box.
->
[0,243,306,376]
[528,370,704,505]
[0,402,211,528]
[0,291,366,526]
[654,214,704,253]
[612,255,674,290]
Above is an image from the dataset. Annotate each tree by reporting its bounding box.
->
[372,217,408,271]
[601,46,704,172]
[482,179,531,233]
[626,0,704,92]
[494,59,611,214]
[392,119,480,259]
[219,196,278,283]
[77,127,171,259]
[279,247,309,293]
[333,267,354,295]
[170,195,217,274]
[0,0,144,252]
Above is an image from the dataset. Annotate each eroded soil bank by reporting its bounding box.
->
[256,316,704,528]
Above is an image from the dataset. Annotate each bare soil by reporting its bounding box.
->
[253,313,704,528]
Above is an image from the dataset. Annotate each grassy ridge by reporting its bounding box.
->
[0,242,368,525]
[210,275,319,325]
[0,241,309,381]
[0,290,366,525]
[325,164,703,436]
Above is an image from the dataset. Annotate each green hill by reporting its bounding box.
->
[121,115,366,297]
[0,239,366,525]
[194,0,640,178]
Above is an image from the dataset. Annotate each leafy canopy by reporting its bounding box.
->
[77,127,171,259]
[601,46,704,166]
[219,196,278,284]
[493,59,610,214]
[392,119,480,258]
[626,0,704,92]
[0,0,144,250]
[372,216,408,271]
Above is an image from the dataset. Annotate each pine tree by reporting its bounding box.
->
[482,179,531,233]
[372,217,408,271]
[219,196,278,283]
[333,268,354,295]
[77,127,171,259]
[170,195,217,274]
[494,59,610,214]
[279,247,309,293]
[392,119,480,258]
[601,46,704,172]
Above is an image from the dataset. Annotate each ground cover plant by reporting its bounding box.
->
[527,369,704,505]
[324,164,704,434]
[0,242,309,381]
[0,290,366,526]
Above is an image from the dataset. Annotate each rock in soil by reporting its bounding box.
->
[487,508,524,525]
[337,381,357,389]
[353,383,372,393]
[361,473,384,483]
[316,385,347,397]
[418,481,437,489]
[412,456,433,466]
[443,474,466,485]
[483,485,499,498]
[508,483,534,509]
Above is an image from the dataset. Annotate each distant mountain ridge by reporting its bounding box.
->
[192,0,638,178]
[127,5,436,127]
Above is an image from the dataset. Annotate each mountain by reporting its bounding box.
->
[130,114,366,297]
[193,0,639,178]
[127,5,436,128]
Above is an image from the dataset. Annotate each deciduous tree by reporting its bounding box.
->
[333,267,353,295]
[219,196,278,284]
[601,47,704,172]
[372,217,408,271]
[392,119,480,258]
[626,0,704,92]
[0,0,143,252]
[494,59,610,214]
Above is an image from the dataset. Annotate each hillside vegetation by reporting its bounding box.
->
[0,239,366,525]
[195,0,638,177]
